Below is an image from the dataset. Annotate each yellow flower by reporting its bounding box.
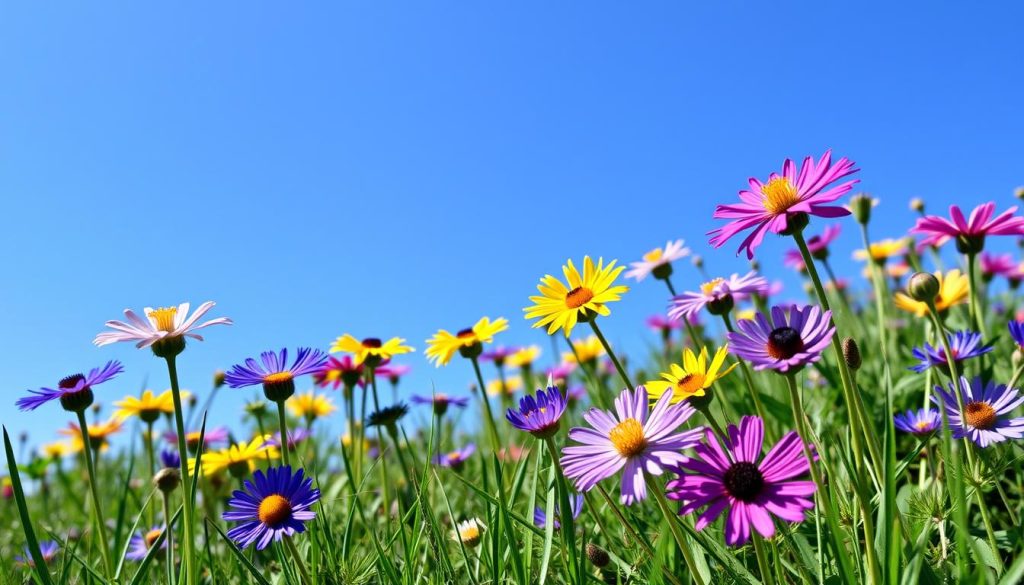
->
[734,308,757,322]
[61,418,123,453]
[189,435,279,477]
[41,440,74,459]
[562,335,605,364]
[524,256,628,337]
[287,390,337,420]
[853,239,906,263]
[113,389,189,423]
[425,317,509,367]
[330,334,414,364]
[506,345,541,368]
[487,375,523,397]
[646,346,737,404]
[894,269,969,316]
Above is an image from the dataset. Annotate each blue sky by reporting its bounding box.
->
[2,2,1022,450]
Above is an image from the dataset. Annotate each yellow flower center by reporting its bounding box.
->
[258,494,293,526]
[459,525,481,542]
[964,401,997,430]
[147,307,178,332]
[447,451,463,463]
[700,278,725,296]
[675,373,707,395]
[144,529,162,547]
[263,372,294,384]
[760,177,800,214]
[609,418,647,457]
[643,248,664,263]
[566,286,595,309]
[914,421,932,432]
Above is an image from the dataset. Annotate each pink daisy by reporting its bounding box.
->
[626,239,691,281]
[979,252,1017,281]
[911,203,1024,252]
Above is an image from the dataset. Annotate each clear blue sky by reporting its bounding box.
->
[2,3,1022,450]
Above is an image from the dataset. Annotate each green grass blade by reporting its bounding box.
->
[3,426,56,585]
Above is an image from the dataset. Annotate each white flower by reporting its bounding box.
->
[451,518,485,548]
[94,302,232,349]
[625,239,690,281]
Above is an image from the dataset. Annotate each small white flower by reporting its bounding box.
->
[625,239,690,281]
[451,518,485,548]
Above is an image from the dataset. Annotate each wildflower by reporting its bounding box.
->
[451,518,485,548]
[646,346,736,404]
[979,252,1017,282]
[667,415,816,547]
[785,224,841,268]
[626,239,690,281]
[668,272,768,319]
[932,377,1024,447]
[909,331,993,374]
[506,386,568,439]
[375,363,411,386]
[524,256,628,337]
[1009,320,1024,349]
[329,335,414,367]
[425,317,509,366]
[223,466,320,550]
[480,346,519,366]
[113,389,185,423]
[314,356,364,390]
[848,193,876,225]
[164,427,230,453]
[561,386,703,505]
[160,448,181,469]
[646,315,685,336]
[17,361,123,413]
[710,150,859,259]
[433,444,476,471]
[41,440,74,460]
[127,527,167,560]
[506,345,542,369]
[13,541,59,568]
[154,467,181,493]
[366,403,409,429]
[562,335,606,364]
[853,239,906,264]
[410,393,470,416]
[190,435,279,478]
[912,202,1024,253]
[266,429,312,450]
[487,376,523,397]
[213,370,226,388]
[93,301,231,356]
[893,409,941,436]
[224,347,328,402]
[894,270,969,316]
[533,493,584,529]
[726,305,835,373]
[286,390,337,420]
[61,418,123,452]
[543,362,577,387]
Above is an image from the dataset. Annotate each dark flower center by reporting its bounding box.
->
[456,328,475,338]
[766,327,805,360]
[58,374,86,389]
[723,461,765,502]
[964,401,997,430]
[361,338,382,348]
[565,286,595,309]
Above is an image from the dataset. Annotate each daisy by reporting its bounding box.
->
[912,202,1024,253]
[223,466,320,550]
[480,346,519,366]
[646,345,737,404]
[524,256,628,337]
[93,301,231,353]
[287,390,337,420]
[726,305,835,373]
[224,347,328,402]
[506,345,542,369]
[16,361,123,413]
[165,427,230,453]
[191,435,280,478]
[61,418,123,453]
[410,393,470,416]
[375,363,411,386]
[1009,320,1024,349]
[893,408,941,436]
[41,440,74,460]
[425,317,509,366]
[160,448,181,469]
[666,415,816,547]
[329,334,414,366]
[126,527,167,560]
[894,270,969,317]
[562,335,605,364]
[433,444,476,471]
[560,386,703,505]
[908,331,993,374]
[784,224,842,269]
[625,239,691,281]
[853,239,906,264]
[506,386,568,439]
[668,272,769,320]
[314,356,364,390]
[534,493,585,529]
[13,541,60,568]
[932,376,1024,448]
[113,389,185,423]
[980,252,1017,281]
[266,429,312,450]
[646,315,685,335]
[487,376,523,397]
[451,518,485,548]
[710,150,859,259]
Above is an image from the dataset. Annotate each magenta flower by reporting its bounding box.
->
[710,151,858,259]
[666,416,816,547]
[726,305,835,373]
[912,203,1024,252]
[979,252,1017,281]
[784,224,841,270]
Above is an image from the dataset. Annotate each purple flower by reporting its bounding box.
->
[1009,320,1024,349]
[126,526,167,560]
[506,386,568,439]
[14,540,59,567]
[783,224,842,270]
[909,331,993,374]
[932,377,1024,448]
[16,361,123,412]
[223,465,320,550]
[165,426,230,452]
[410,393,470,416]
[267,428,312,449]
[727,305,835,373]
[893,409,941,436]
[160,448,181,469]
[224,348,328,401]
[710,150,858,259]
[433,444,476,471]
[480,346,519,365]
[668,272,768,319]
[667,416,816,547]
[533,493,585,529]
[560,386,703,505]
[912,203,1024,250]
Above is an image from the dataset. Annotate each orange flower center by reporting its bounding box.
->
[964,401,997,430]
[147,307,178,332]
[144,529,163,547]
[565,286,595,309]
[263,372,294,385]
[643,248,664,263]
[258,494,293,526]
[609,418,647,457]
[700,278,725,296]
[675,373,707,395]
[760,177,800,214]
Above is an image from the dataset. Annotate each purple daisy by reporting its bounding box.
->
[710,150,859,259]
[726,305,835,373]
[666,415,816,547]
[432,444,476,471]
[410,393,471,416]
[224,347,328,402]
[14,540,59,568]
[533,493,585,529]
[784,224,842,270]
[223,465,320,550]
[560,386,703,505]
[932,376,1024,448]
[912,203,1024,251]
[668,272,769,320]
[16,361,124,412]
[1009,320,1024,349]
[480,346,519,365]
[506,386,568,439]
[908,331,993,374]
[893,408,941,436]
[126,526,167,560]
[267,428,312,449]
[980,252,1017,281]
[164,426,230,452]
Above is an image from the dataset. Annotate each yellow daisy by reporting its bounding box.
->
[646,346,737,404]
[506,345,541,368]
[189,435,279,478]
[329,334,414,365]
[486,375,523,397]
[113,389,189,423]
[894,269,969,316]
[287,390,337,420]
[41,440,74,459]
[524,256,628,337]
[425,317,509,367]
[853,239,906,264]
[61,418,123,453]
[562,335,605,364]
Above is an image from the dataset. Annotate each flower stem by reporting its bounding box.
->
[284,535,312,585]
[752,534,775,585]
[469,356,502,453]
[664,277,704,351]
[719,314,769,425]
[858,224,889,352]
[75,411,114,580]
[966,252,988,338]
[542,437,579,578]
[587,319,632,390]
[162,491,176,585]
[275,399,292,468]
[164,355,195,585]
[646,476,706,585]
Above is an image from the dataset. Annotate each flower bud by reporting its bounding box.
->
[154,467,181,493]
[909,198,925,213]
[586,543,611,568]
[1015,186,1024,201]
[842,338,861,371]
[691,255,703,269]
[849,193,873,225]
[907,272,940,303]
[213,370,226,389]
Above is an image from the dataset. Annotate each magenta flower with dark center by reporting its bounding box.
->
[912,203,1024,253]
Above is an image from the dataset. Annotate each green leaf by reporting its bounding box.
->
[3,426,56,585]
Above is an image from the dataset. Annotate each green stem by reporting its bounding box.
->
[646,477,706,585]
[720,314,769,425]
[1007,361,1024,392]
[752,534,775,585]
[164,355,195,585]
[469,356,502,453]
[162,492,176,585]
[664,277,704,351]
[75,411,114,580]
[587,318,633,389]
[284,536,312,585]
[594,484,685,585]
[276,399,291,467]
[966,252,988,338]
[542,437,579,579]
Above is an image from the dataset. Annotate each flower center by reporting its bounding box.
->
[675,373,707,395]
[257,494,293,527]
[643,248,664,263]
[723,461,765,502]
[147,307,178,332]
[58,373,86,389]
[700,278,725,296]
[456,328,476,339]
[144,529,162,547]
[459,525,480,542]
[565,286,595,309]
[263,371,294,384]
[914,420,933,432]
[361,338,382,348]
[766,327,805,360]
[608,418,647,457]
[964,401,997,430]
[447,452,463,463]
[760,177,800,214]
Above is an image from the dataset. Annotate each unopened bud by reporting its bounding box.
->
[692,255,703,269]
[154,468,181,493]
[213,370,226,389]
[909,198,925,213]
[1015,186,1024,201]
[849,193,873,225]
[907,272,940,303]
[842,338,862,371]
[1013,348,1023,369]
[586,543,611,568]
